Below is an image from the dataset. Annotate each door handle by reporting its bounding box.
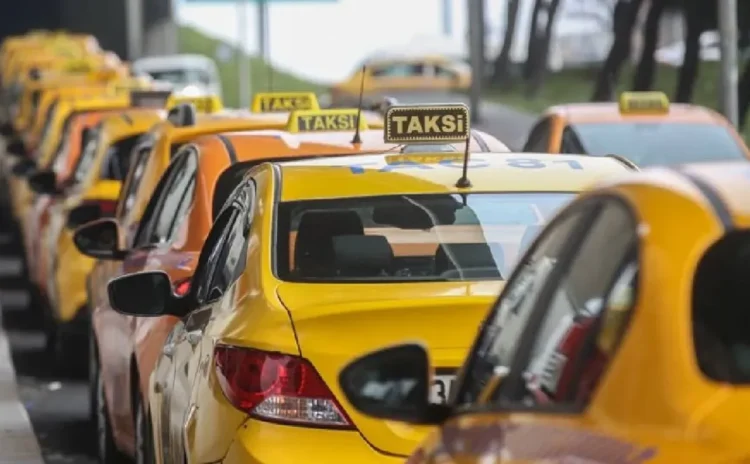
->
[186,330,203,347]
[162,343,175,358]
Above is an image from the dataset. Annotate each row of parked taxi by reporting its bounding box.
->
[1,29,750,464]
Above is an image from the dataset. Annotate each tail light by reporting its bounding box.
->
[173,277,191,296]
[213,345,354,429]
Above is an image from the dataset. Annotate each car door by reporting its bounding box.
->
[164,195,251,463]
[428,198,641,463]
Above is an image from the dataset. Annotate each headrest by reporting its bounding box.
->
[435,242,503,278]
[332,235,393,271]
[294,210,365,276]
[297,210,364,238]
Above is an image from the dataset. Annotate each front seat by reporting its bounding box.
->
[294,210,364,277]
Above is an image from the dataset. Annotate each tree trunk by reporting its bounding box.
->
[591,0,645,101]
[527,0,562,97]
[675,1,704,103]
[632,0,666,91]
[738,59,750,129]
[491,0,522,87]
[523,0,545,80]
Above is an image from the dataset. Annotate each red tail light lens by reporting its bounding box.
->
[173,278,191,296]
[213,345,354,429]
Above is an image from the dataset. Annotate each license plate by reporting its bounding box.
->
[430,375,455,404]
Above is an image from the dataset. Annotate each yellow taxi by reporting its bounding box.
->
[7,91,145,237]
[31,95,224,369]
[522,91,750,166]
[103,103,635,463]
[335,159,750,463]
[329,52,471,107]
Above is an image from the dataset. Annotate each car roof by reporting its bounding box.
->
[545,102,729,125]
[276,152,635,202]
[102,108,165,136]
[132,54,216,71]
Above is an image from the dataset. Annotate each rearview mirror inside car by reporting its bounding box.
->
[27,169,59,194]
[107,270,189,318]
[72,218,127,261]
[338,343,450,425]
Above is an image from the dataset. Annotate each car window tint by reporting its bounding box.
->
[571,122,746,166]
[371,62,425,78]
[99,134,143,181]
[455,208,588,405]
[693,230,750,383]
[117,144,152,222]
[523,118,552,152]
[498,201,638,407]
[150,154,197,243]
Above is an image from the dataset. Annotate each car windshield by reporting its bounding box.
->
[275,193,575,283]
[571,122,747,167]
[145,68,212,86]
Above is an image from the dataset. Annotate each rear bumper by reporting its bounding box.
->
[220,419,404,464]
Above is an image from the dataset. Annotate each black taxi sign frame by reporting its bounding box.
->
[618,91,669,114]
[129,90,172,109]
[384,103,470,144]
[286,108,368,133]
[251,91,320,113]
[168,94,223,113]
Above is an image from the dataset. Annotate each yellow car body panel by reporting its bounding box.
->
[154,152,634,463]
[49,110,165,322]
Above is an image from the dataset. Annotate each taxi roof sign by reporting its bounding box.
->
[167,94,223,113]
[618,91,669,114]
[384,103,470,144]
[129,90,172,108]
[286,108,367,133]
[251,92,319,113]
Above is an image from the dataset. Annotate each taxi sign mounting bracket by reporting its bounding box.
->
[455,141,472,188]
[351,65,366,144]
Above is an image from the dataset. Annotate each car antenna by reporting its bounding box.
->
[351,65,367,144]
[455,136,472,188]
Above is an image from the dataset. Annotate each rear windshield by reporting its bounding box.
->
[571,122,747,167]
[275,192,575,282]
[693,230,750,383]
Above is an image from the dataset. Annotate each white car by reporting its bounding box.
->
[131,53,223,98]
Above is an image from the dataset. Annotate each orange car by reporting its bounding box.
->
[22,109,131,302]
[521,91,750,167]
[74,108,509,463]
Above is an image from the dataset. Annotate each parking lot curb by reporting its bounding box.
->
[0,313,44,464]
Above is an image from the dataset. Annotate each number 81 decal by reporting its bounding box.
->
[505,158,583,170]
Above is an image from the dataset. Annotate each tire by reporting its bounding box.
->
[95,366,128,464]
[134,393,156,464]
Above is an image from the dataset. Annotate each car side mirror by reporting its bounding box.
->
[338,343,450,425]
[27,169,59,194]
[11,158,36,177]
[72,218,127,260]
[5,138,25,157]
[107,270,189,318]
[67,203,104,230]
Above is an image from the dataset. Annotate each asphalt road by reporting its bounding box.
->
[0,250,97,464]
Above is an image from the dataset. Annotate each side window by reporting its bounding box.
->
[455,206,594,405]
[434,64,458,80]
[370,62,425,78]
[560,126,585,154]
[70,124,102,186]
[493,200,638,408]
[132,149,197,248]
[117,143,152,221]
[192,182,255,305]
[522,118,552,153]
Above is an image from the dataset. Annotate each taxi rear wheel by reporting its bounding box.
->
[95,366,128,464]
